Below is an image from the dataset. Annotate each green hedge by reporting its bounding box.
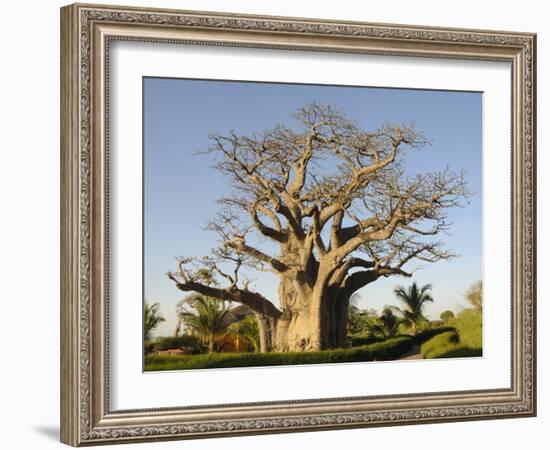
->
[453,309,482,349]
[348,335,385,347]
[433,347,482,358]
[348,327,453,349]
[413,327,457,345]
[420,326,482,359]
[145,335,204,355]
[156,335,203,351]
[420,331,459,359]
[420,309,482,359]
[145,336,414,371]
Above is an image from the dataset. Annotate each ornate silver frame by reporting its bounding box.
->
[60,3,536,446]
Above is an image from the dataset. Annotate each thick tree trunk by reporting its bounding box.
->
[257,314,277,353]
[270,274,324,351]
[260,239,324,352]
[173,247,381,353]
[323,284,348,349]
[334,293,350,348]
[257,308,324,352]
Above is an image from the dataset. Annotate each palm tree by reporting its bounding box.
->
[144,301,165,342]
[231,315,260,352]
[378,307,403,338]
[176,294,231,353]
[392,282,434,335]
[365,307,402,338]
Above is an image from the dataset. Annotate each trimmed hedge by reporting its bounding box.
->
[454,309,482,349]
[348,327,454,349]
[433,347,482,358]
[145,336,414,371]
[420,331,459,359]
[420,327,482,359]
[413,327,456,345]
[152,335,203,353]
[420,309,482,360]
[348,335,385,347]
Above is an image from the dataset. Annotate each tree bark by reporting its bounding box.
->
[173,251,406,352]
[334,294,350,348]
[271,273,324,351]
[257,314,277,353]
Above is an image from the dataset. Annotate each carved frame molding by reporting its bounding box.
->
[60,3,536,446]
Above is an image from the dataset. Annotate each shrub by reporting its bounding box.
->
[348,335,385,347]
[434,347,482,358]
[413,327,456,345]
[144,340,156,355]
[440,310,455,323]
[144,337,414,371]
[152,335,204,354]
[453,309,482,349]
[420,331,459,359]
[420,309,482,359]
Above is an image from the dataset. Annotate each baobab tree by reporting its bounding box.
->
[168,103,467,352]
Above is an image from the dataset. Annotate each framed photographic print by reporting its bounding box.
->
[60,3,536,446]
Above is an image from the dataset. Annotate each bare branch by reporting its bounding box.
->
[225,238,290,273]
[167,258,282,318]
[177,103,469,325]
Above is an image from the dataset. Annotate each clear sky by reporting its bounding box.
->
[144,77,482,338]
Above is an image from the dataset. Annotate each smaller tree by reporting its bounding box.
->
[144,301,165,342]
[392,282,434,335]
[350,309,381,338]
[440,310,455,324]
[231,316,261,352]
[176,294,231,353]
[466,280,482,311]
[372,307,403,338]
[347,294,379,336]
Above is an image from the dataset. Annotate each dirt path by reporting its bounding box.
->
[399,344,422,360]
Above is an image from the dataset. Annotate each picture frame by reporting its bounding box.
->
[60,2,536,446]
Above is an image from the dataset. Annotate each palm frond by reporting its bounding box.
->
[391,282,434,334]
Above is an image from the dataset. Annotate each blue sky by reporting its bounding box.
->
[144,77,482,337]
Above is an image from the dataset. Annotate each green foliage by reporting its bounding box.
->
[420,309,482,359]
[230,315,260,352]
[176,294,231,353]
[152,335,204,353]
[453,308,482,349]
[420,331,459,358]
[397,320,414,335]
[348,305,379,336]
[143,302,165,342]
[348,335,385,347]
[144,337,415,371]
[413,326,457,345]
[440,310,455,323]
[348,307,405,341]
[434,347,482,358]
[371,307,403,338]
[466,280,483,311]
[144,340,156,355]
[349,326,452,349]
[392,282,434,334]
